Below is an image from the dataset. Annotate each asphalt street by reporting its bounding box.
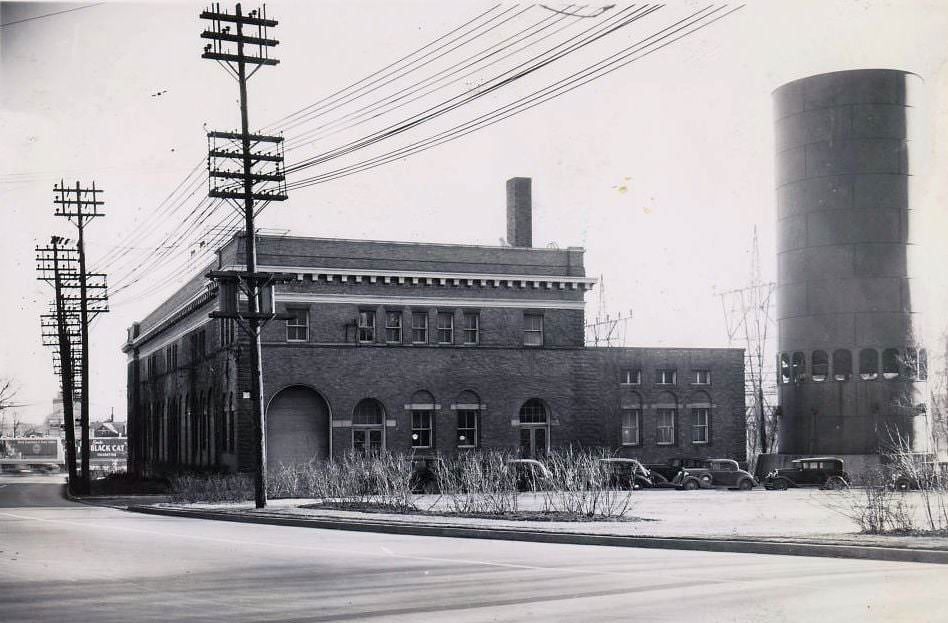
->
[1,474,946,622]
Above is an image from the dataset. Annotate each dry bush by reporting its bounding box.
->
[822,470,914,534]
[169,473,254,504]
[434,450,519,514]
[540,448,633,519]
[269,452,416,511]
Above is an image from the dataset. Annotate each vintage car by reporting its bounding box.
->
[506,458,553,491]
[409,457,445,494]
[699,459,757,490]
[764,457,850,490]
[644,462,711,490]
[595,458,654,489]
[888,461,948,491]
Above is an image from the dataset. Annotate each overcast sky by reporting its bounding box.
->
[2,0,947,425]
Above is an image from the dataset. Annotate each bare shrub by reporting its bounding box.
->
[169,473,253,504]
[540,448,633,519]
[822,470,914,534]
[434,450,519,514]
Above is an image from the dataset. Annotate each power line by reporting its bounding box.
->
[0,3,104,28]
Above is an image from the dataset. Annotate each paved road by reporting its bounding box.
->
[1,475,946,622]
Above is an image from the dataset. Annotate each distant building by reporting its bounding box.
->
[124,179,745,476]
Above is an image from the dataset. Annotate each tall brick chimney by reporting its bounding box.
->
[506,177,532,248]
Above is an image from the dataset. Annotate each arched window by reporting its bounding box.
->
[518,399,549,458]
[859,348,879,380]
[882,348,900,380]
[454,390,481,448]
[904,348,918,379]
[919,349,929,381]
[811,350,829,382]
[409,390,436,449]
[779,353,791,385]
[791,352,806,384]
[352,399,385,454]
[620,392,642,446]
[833,349,852,381]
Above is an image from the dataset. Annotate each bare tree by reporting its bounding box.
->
[0,378,18,437]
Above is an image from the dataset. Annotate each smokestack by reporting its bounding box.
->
[506,177,532,248]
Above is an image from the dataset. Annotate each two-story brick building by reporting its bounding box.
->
[123,178,745,475]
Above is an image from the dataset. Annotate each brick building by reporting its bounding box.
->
[124,178,745,475]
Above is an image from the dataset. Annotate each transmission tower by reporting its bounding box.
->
[200,2,291,509]
[53,181,109,494]
[717,226,777,459]
[584,274,631,347]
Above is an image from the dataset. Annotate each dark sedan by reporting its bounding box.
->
[764,457,849,490]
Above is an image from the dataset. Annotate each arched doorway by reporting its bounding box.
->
[266,386,330,472]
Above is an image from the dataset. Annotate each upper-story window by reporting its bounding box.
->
[358,310,376,343]
[411,312,428,344]
[693,369,711,385]
[833,349,852,381]
[437,312,454,344]
[882,348,900,380]
[385,311,402,344]
[463,312,479,345]
[811,350,828,382]
[859,348,878,380]
[655,369,677,385]
[621,369,642,385]
[791,352,805,383]
[779,353,791,384]
[286,308,309,342]
[523,313,544,347]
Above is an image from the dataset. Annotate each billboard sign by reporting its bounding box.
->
[0,438,62,462]
[88,438,127,461]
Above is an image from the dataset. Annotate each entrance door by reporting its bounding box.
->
[519,426,547,458]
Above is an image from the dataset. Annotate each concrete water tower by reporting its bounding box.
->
[772,69,929,469]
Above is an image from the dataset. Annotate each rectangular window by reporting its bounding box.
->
[463,313,479,345]
[411,410,433,448]
[621,369,642,385]
[656,409,676,445]
[656,369,677,385]
[411,312,428,344]
[693,369,711,385]
[457,410,478,447]
[358,310,376,343]
[437,312,454,344]
[286,308,309,342]
[692,408,709,444]
[523,313,543,347]
[621,409,641,446]
[385,311,402,344]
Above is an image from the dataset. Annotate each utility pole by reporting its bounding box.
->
[36,237,80,492]
[200,3,289,508]
[54,181,106,494]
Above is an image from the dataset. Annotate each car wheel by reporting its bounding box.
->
[738,479,754,491]
[824,476,848,490]
[894,478,911,492]
[700,474,713,485]
[770,479,789,491]
[683,479,699,491]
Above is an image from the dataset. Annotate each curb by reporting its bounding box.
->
[127,505,948,565]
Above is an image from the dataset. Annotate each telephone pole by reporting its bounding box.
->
[36,237,80,492]
[200,3,288,508]
[54,181,107,494]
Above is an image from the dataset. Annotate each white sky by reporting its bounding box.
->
[2,0,947,424]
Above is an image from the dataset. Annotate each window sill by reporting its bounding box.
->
[691,441,709,445]
[656,442,674,446]
[621,442,641,447]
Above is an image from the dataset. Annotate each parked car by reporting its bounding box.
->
[646,462,712,490]
[764,457,849,490]
[888,461,948,491]
[595,458,654,489]
[506,459,552,491]
[699,459,757,490]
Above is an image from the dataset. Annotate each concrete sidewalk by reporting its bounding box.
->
[128,495,948,565]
